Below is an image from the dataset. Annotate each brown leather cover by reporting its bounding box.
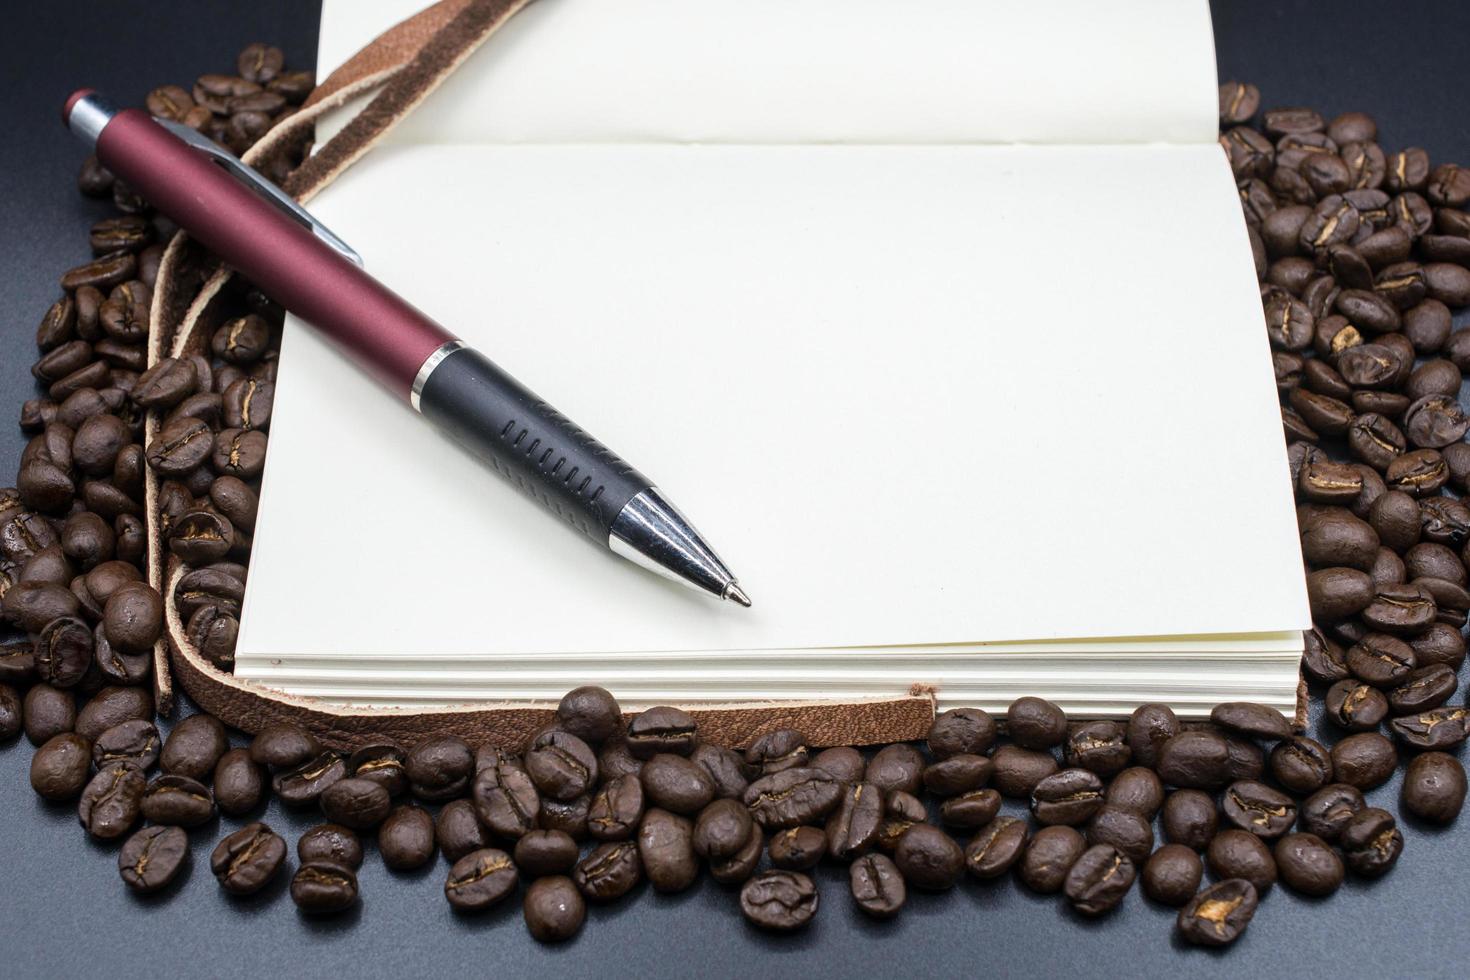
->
[145,0,938,748]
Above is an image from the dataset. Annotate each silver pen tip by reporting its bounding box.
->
[724,582,753,607]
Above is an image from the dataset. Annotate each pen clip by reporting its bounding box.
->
[154,117,364,267]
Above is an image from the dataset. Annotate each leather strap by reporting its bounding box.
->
[144,0,938,747]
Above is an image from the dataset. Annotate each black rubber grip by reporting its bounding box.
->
[417,347,651,538]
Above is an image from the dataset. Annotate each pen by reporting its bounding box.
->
[63,89,751,607]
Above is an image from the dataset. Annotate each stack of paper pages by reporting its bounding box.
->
[234,0,1311,717]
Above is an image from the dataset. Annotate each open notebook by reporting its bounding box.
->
[234,0,1312,718]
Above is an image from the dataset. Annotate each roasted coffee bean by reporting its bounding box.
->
[1405,394,1470,449]
[23,684,75,745]
[525,730,598,802]
[1410,620,1467,667]
[1086,806,1154,863]
[1105,767,1164,818]
[686,742,749,799]
[319,777,391,830]
[77,762,145,839]
[990,745,1059,798]
[168,510,234,564]
[345,742,407,796]
[273,751,347,807]
[174,567,245,623]
[1142,844,1203,907]
[1218,81,1260,125]
[1347,632,1418,686]
[745,728,808,774]
[1300,783,1365,842]
[1390,705,1470,749]
[1301,508,1381,569]
[145,416,213,477]
[1030,768,1105,826]
[1018,825,1086,894]
[921,753,991,796]
[161,712,227,780]
[405,735,473,801]
[1268,736,1333,795]
[210,822,286,895]
[210,429,266,479]
[91,720,158,771]
[769,825,827,870]
[472,762,540,839]
[541,795,591,842]
[1222,126,1274,179]
[743,767,841,829]
[1388,664,1457,713]
[1125,704,1180,768]
[1359,583,1437,636]
[586,772,644,841]
[291,862,358,915]
[1207,830,1277,894]
[1210,702,1292,742]
[637,808,697,893]
[1062,720,1130,776]
[1274,832,1344,897]
[844,852,905,919]
[809,745,865,785]
[963,816,1029,879]
[375,803,434,871]
[865,743,925,795]
[1155,731,1230,790]
[33,617,92,689]
[1404,298,1453,352]
[555,685,622,744]
[1223,736,1266,782]
[1386,449,1449,497]
[441,847,518,913]
[1305,566,1373,619]
[1290,388,1353,436]
[1330,732,1397,790]
[885,790,925,823]
[93,622,150,687]
[1064,844,1135,916]
[142,773,215,827]
[203,747,262,818]
[426,800,485,863]
[894,823,964,890]
[626,705,696,758]
[711,827,763,885]
[1402,751,1466,823]
[1007,696,1067,749]
[75,685,152,742]
[132,358,198,410]
[509,829,577,878]
[825,781,883,858]
[5,582,79,633]
[1339,807,1403,877]
[1404,542,1464,584]
[1419,498,1470,546]
[568,840,642,905]
[639,752,712,815]
[740,870,818,932]
[0,641,36,686]
[297,823,363,870]
[1325,679,1389,730]
[118,824,188,894]
[1177,879,1258,947]
[249,723,320,770]
[1221,780,1297,839]
[100,581,161,655]
[927,706,997,758]
[31,731,92,801]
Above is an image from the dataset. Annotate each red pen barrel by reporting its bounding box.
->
[92,107,452,399]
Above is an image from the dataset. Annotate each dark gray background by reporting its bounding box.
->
[3,1,1468,976]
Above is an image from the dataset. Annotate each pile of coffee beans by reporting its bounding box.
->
[4,49,1470,948]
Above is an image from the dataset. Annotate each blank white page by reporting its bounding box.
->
[317,0,1218,145]
[237,140,1311,663]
